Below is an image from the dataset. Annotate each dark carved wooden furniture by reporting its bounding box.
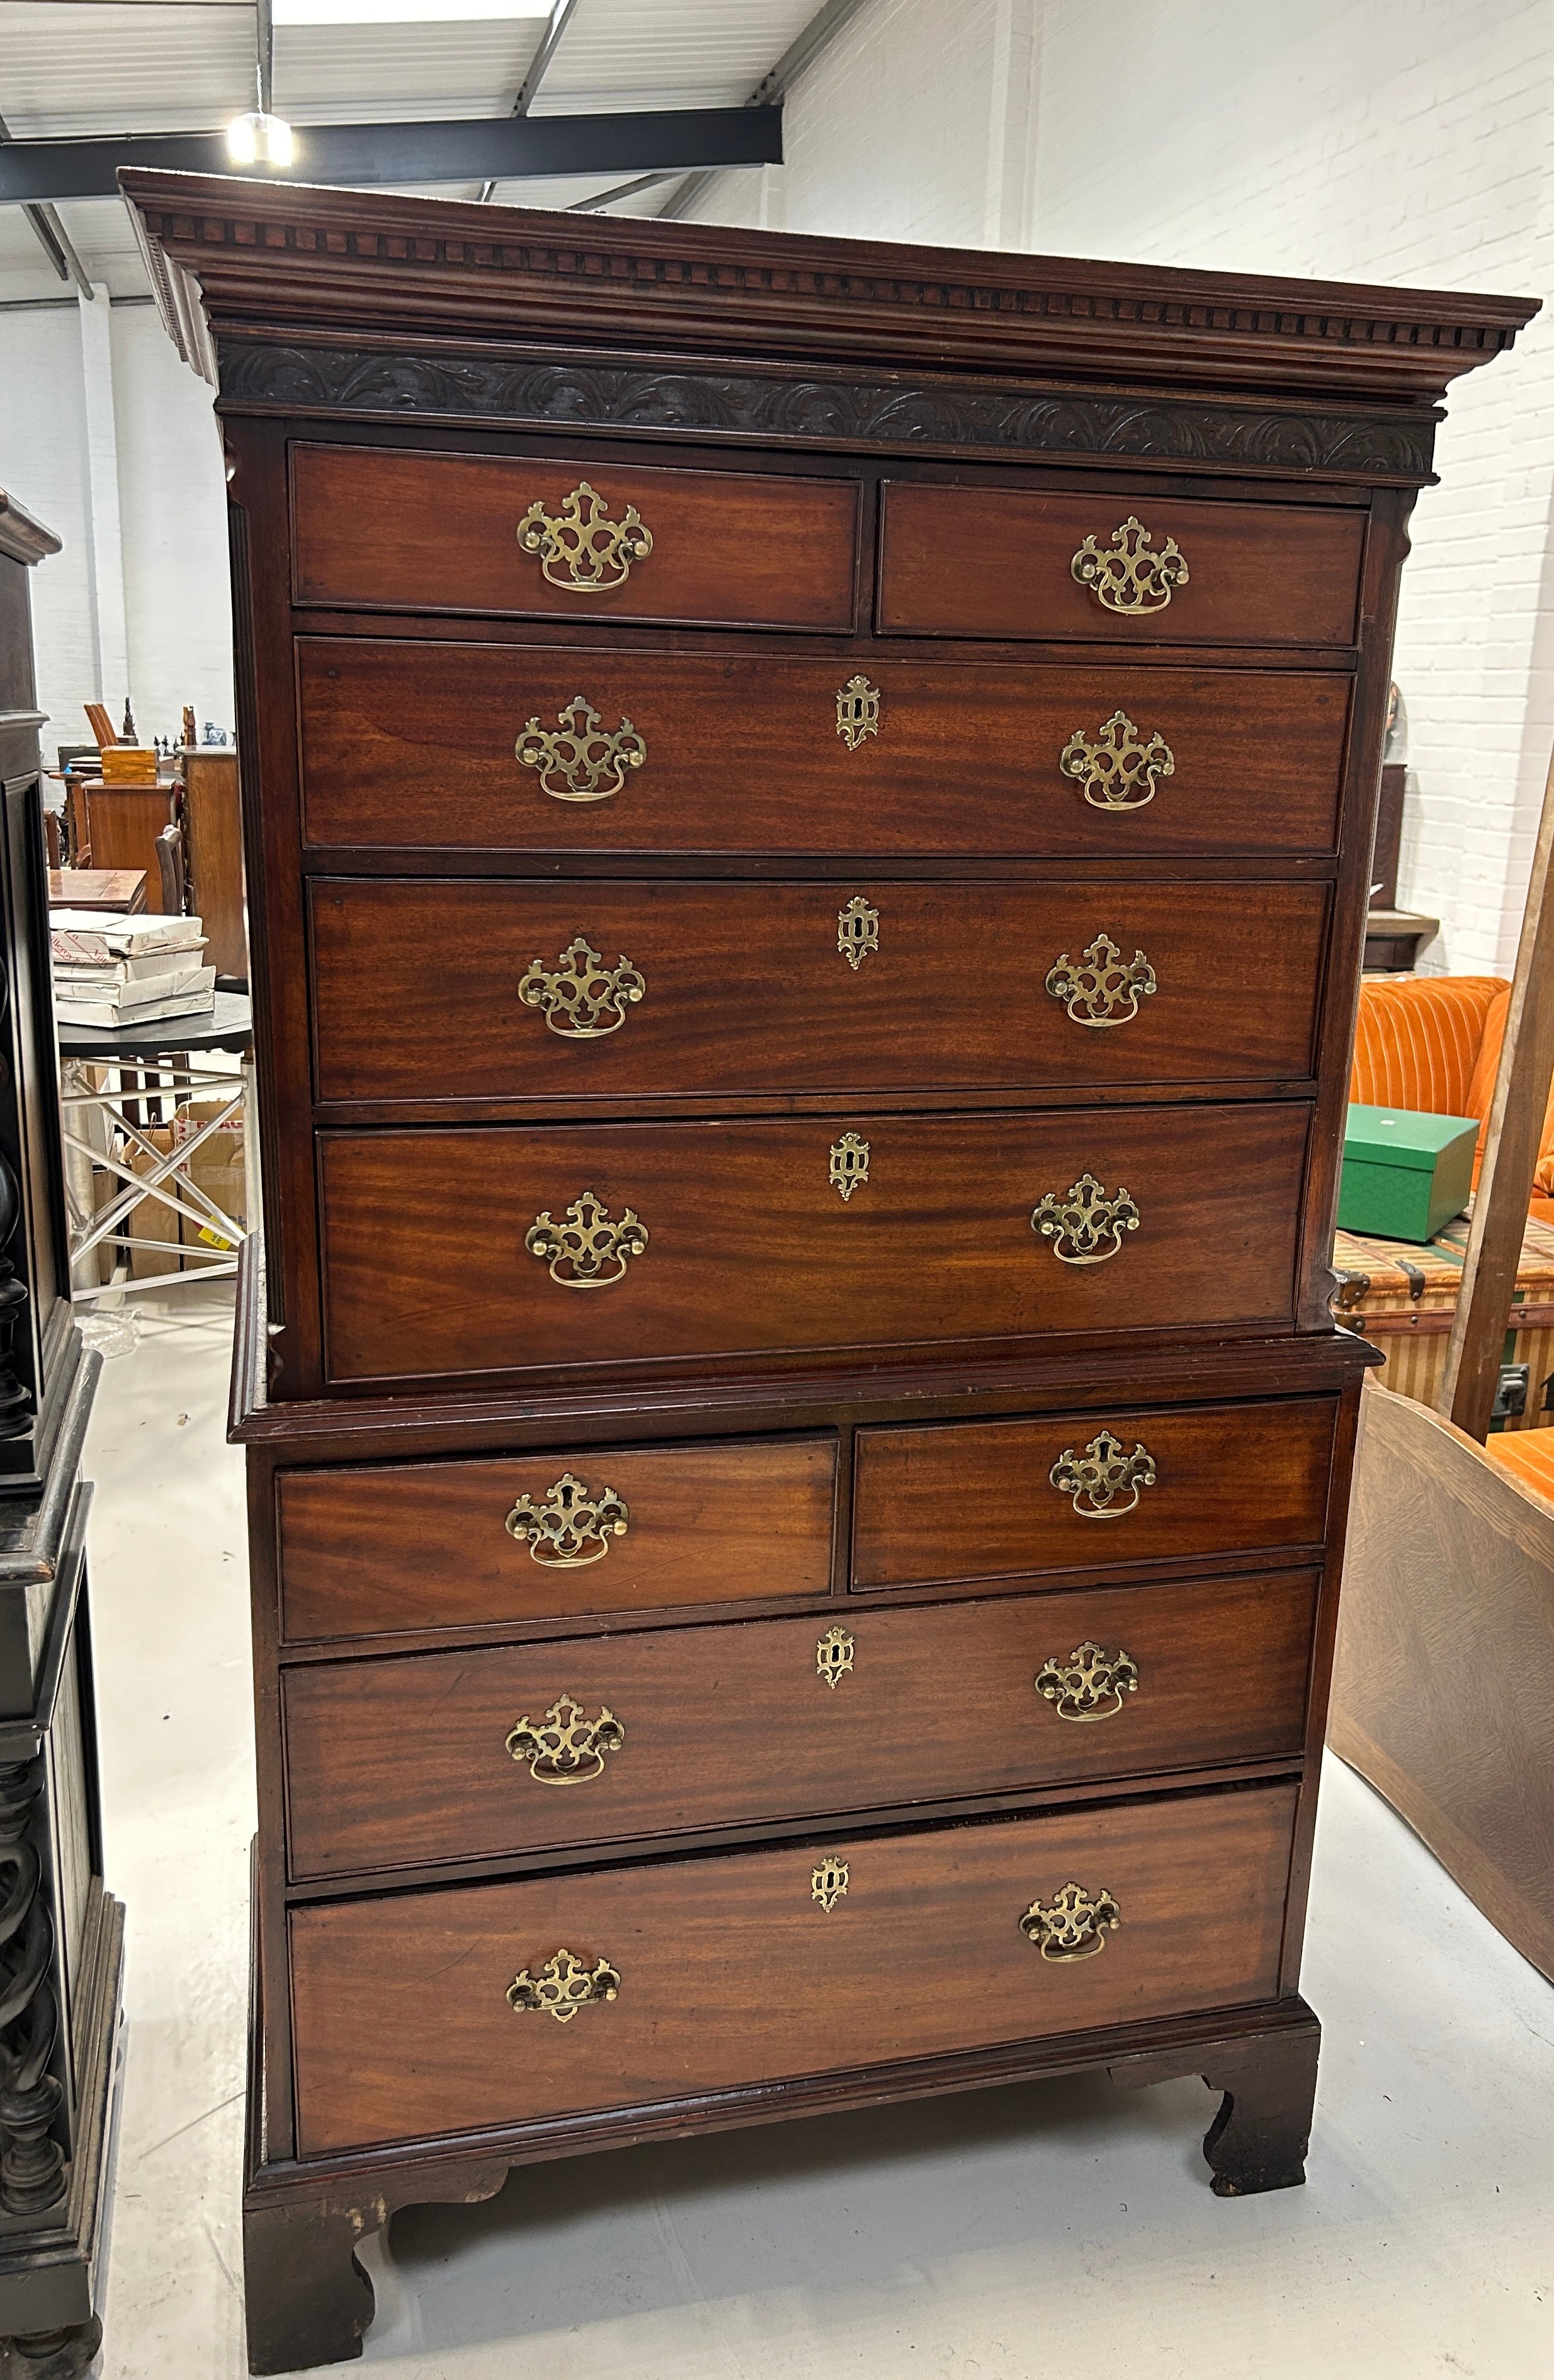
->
[0,492,125,2377]
[118,169,1534,2374]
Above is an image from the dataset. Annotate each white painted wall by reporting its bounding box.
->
[0,297,232,767]
[688,0,1553,974]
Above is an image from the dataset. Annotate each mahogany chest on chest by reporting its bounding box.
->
[121,167,1533,2374]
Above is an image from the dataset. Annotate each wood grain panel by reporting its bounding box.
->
[315,1103,1311,1387]
[296,639,1351,856]
[290,1783,1299,2153]
[309,877,1329,1107]
[277,1435,837,1643]
[853,1397,1336,1588]
[290,448,858,628]
[281,1570,1319,1880]
[878,485,1364,646]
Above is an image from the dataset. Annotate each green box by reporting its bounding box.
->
[1337,1103,1478,1244]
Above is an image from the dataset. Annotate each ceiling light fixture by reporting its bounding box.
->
[274,0,550,22]
[228,0,293,170]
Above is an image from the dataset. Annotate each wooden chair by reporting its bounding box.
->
[154,823,186,916]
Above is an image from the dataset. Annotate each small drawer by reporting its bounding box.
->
[276,1435,837,1644]
[296,638,1351,857]
[309,877,1329,1108]
[281,1568,1319,1881]
[878,483,1364,646]
[853,1397,1336,1589]
[290,1779,1298,2154]
[290,448,858,629]
[316,1103,1311,1389]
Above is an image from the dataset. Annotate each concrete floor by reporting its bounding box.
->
[81,1287,1554,2380]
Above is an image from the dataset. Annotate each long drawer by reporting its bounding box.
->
[852,1397,1336,1588]
[277,1435,837,1644]
[289,1781,1299,2155]
[281,1569,1319,1880]
[310,877,1329,1107]
[316,1103,1311,1386]
[290,448,859,628]
[878,484,1365,645]
[296,639,1351,855]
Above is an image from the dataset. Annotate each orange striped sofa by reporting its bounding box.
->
[1349,973,1554,1222]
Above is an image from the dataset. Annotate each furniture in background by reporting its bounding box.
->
[123,169,1533,2376]
[0,493,123,2377]
[1370,760,1407,907]
[179,746,247,986]
[1363,908,1439,971]
[1332,1212,1554,1423]
[47,871,146,918]
[154,825,184,916]
[1348,970,1554,1222]
[78,784,176,915]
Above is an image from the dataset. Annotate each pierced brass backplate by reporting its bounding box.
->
[1030,1173,1141,1265]
[837,896,880,971]
[1059,711,1176,811]
[507,1694,626,1785]
[1036,1640,1140,1722]
[508,1948,621,2022]
[519,936,647,1039]
[1020,1882,1121,1962]
[516,696,647,804]
[817,1625,854,1688]
[505,1470,629,1565]
[1046,933,1157,1028]
[836,675,881,750]
[517,481,653,591]
[812,1856,849,1912]
[526,1190,649,1288]
[1070,516,1188,614]
[829,1132,870,1201]
[1048,1430,1157,1520]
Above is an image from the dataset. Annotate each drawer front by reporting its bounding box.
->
[290,1782,1298,2153]
[297,639,1351,856]
[290,448,858,629]
[317,1103,1310,1386]
[278,1435,837,1644]
[878,485,1364,646]
[282,1569,1319,1880]
[310,877,1329,1107]
[852,1397,1336,1588]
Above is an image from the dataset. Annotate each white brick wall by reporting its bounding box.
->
[689,0,1553,973]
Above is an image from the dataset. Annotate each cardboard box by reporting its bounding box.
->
[1337,1103,1477,1244]
[125,1126,182,1279]
[174,1095,246,1255]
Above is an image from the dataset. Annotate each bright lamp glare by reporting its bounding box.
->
[226,111,294,167]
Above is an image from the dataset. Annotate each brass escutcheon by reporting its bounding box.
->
[516,696,647,804]
[1030,1173,1141,1265]
[518,936,647,1039]
[829,1132,870,1201]
[516,481,653,591]
[836,675,881,750]
[817,1625,854,1688]
[526,1190,648,1289]
[1045,932,1157,1028]
[508,1948,621,2021]
[1048,1430,1157,1520]
[1020,1882,1121,1961]
[812,1856,849,1912]
[1035,1641,1140,1723]
[837,896,880,971]
[1070,516,1188,615]
[1059,710,1176,811]
[505,1471,630,1565]
[507,1694,626,1785]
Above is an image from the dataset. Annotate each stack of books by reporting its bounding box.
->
[50,911,215,1029]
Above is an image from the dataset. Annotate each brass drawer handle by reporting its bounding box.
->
[1021,1883,1121,1962]
[1046,932,1157,1027]
[1070,515,1188,614]
[812,1856,849,1912]
[1036,1640,1140,1722]
[1049,1430,1157,1520]
[516,696,647,803]
[517,480,652,591]
[837,896,879,969]
[1060,711,1175,811]
[1030,1173,1140,1265]
[519,936,647,1039]
[505,1472,629,1564]
[526,1190,648,1287]
[836,675,881,749]
[508,1948,620,2022]
[817,1625,854,1686]
[507,1694,625,1785]
[829,1132,870,1201]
